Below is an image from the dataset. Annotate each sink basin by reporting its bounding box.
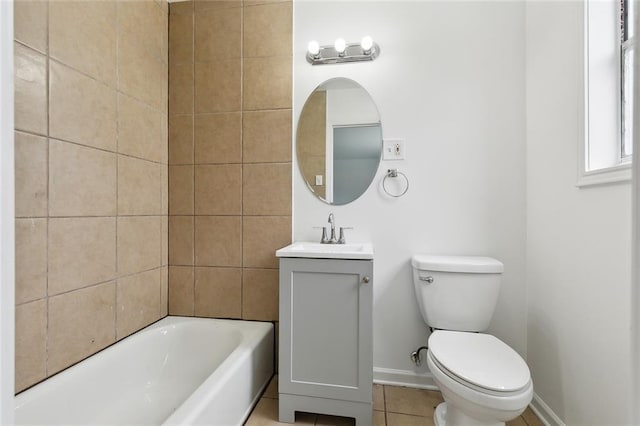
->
[276,242,374,260]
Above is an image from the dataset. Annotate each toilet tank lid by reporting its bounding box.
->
[411,255,504,273]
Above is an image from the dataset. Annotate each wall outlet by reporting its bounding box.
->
[383,139,406,160]
[315,175,323,186]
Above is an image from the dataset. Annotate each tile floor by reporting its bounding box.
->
[245,376,544,426]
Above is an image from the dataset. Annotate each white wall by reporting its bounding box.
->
[526,2,633,424]
[294,1,527,382]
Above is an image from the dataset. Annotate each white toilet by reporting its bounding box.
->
[412,255,533,426]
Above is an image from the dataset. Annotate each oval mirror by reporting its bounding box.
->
[296,78,382,205]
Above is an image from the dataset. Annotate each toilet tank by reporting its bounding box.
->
[411,255,503,332]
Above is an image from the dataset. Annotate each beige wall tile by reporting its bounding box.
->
[194,216,241,266]
[170,0,194,15]
[195,7,241,61]
[117,268,162,339]
[49,140,117,217]
[242,268,278,321]
[194,164,241,215]
[118,1,166,63]
[162,216,169,266]
[243,57,291,111]
[48,282,116,375]
[244,0,289,5]
[169,114,194,165]
[243,163,291,215]
[160,266,169,316]
[243,110,292,163]
[118,94,165,163]
[49,61,117,151]
[195,0,242,11]
[194,112,241,164]
[161,164,169,215]
[15,219,47,305]
[14,43,47,135]
[195,59,241,113]
[15,299,47,392]
[169,165,194,215]
[48,217,116,295]
[243,2,291,58]
[14,0,48,53]
[117,216,162,276]
[169,216,194,265]
[243,216,290,268]
[194,267,241,318]
[49,0,116,86]
[168,266,194,315]
[169,13,193,67]
[118,155,162,216]
[169,64,194,114]
[118,38,164,109]
[15,132,47,217]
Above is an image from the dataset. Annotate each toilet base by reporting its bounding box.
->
[434,402,505,426]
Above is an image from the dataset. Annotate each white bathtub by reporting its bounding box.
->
[14,316,274,425]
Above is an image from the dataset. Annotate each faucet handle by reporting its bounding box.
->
[338,227,353,244]
[313,226,329,244]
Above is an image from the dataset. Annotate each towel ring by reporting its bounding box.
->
[383,169,409,198]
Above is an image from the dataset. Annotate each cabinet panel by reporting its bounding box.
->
[291,271,360,387]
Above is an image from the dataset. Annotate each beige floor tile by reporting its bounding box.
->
[507,415,528,426]
[386,412,433,426]
[373,410,386,426]
[373,384,385,411]
[522,407,544,426]
[384,386,443,418]
[245,398,316,425]
[263,375,278,399]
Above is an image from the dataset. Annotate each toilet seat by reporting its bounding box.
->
[428,330,530,394]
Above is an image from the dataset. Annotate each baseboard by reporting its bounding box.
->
[530,393,565,426]
[373,367,439,390]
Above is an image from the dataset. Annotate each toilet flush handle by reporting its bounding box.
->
[419,276,434,284]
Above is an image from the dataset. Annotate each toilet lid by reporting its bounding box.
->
[428,330,530,392]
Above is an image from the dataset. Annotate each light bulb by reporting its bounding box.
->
[334,38,346,54]
[361,36,373,52]
[307,40,320,56]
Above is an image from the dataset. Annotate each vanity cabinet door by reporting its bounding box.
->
[279,258,373,403]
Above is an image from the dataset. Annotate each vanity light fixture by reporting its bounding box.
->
[306,36,380,65]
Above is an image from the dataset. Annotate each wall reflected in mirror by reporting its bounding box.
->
[297,78,382,205]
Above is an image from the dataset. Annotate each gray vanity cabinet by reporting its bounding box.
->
[278,257,373,425]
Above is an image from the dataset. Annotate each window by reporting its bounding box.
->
[580,0,633,186]
[621,0,635,160]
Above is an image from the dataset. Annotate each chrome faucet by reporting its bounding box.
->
[327,213,338,244]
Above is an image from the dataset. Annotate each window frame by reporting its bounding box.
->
[578,0,633,187]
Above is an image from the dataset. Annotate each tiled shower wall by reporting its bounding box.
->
[167,0,292,326]
[13,0,169,392]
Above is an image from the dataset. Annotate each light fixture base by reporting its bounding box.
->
[306,42,380,65]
